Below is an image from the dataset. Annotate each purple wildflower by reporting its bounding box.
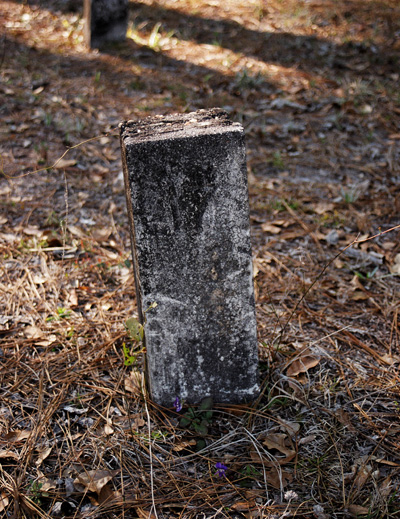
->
[174,397,182,412]
[215,462,227,477]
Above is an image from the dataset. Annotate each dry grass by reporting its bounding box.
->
[1,0,400,517]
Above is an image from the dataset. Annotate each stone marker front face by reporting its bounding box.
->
[120,109,259,406]
[84,0,128,49]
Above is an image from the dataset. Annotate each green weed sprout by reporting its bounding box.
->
[123,302,157,366]
[179,396,214,436]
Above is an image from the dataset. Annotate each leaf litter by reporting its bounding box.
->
[1,0,400,517]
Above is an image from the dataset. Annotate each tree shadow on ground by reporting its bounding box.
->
[2,28,278,117]
[127,1,399,77]
[5,0,400,79]
[9,0,82,14]
[2,0,399,186]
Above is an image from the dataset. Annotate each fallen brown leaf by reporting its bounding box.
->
[348,504,369,517]
[89,484,122,506]
[91,227,112,242]
[67,288,78,307]
[266,467,293,489]
[298,434,316,445]
[75,469,119,494]
[314,202,335,215]
[379,353,400,365]
[172,439,197,452]
[261,433,296,462]
[278,418,301,435]
[390,253,400,275]
[39,477,57,492]
[35,446,52,467]
[133,415,146,428]
[335,409,356,432]
[98,485,122,506]
[351,291,370,301]
[382,241,396,250]
[353,464,371,490]
[379,476,393,498]
[0,450,20,460]
[35,334,58,347]
[0,493,9,513]
[231,500,255,512]
[261,223,282,234]
[375,458,400,467]
[53,158,77,169]
[4,430,31,442]
[24,325,44,339]
[286,355,320,377]
[23,226,43,237]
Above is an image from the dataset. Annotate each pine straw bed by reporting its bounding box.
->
[1,170,400,519]
[1,0,400,517]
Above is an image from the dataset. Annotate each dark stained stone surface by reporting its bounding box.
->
[84,0,128,49]
[120,108,259,406]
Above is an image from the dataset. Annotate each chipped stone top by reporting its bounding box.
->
[119,108,243,144]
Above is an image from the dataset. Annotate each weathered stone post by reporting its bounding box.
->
[84,0,128,49]
[120,109,259,406]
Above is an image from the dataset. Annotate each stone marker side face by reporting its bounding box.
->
[84,0,128,48]
[120,110,259,406]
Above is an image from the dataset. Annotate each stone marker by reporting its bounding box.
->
[84,0,128,49]
[120,108,259,406]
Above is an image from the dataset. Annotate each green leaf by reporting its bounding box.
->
[195,420,208,436]
[125,318,144,342]
[179,416,192,427]
[124,356,135,367]
[187,407,196,419]
[199,396,213,411]
[195,438,206,451]
[122,343,136,366]
[203,410,213,421]
[354,271,366,280]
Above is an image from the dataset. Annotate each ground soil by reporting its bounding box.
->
[1,1,400,518]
